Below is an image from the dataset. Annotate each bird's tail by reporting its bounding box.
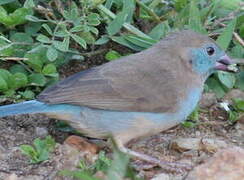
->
[0,100,50,117]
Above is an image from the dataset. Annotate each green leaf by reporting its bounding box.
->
[149,21,170,40]
[20,145,38,163]
[25,53,44,72]
[25,22,42,35]
[181,121,196,128]
[59,170,99,180]
[42,64,58,77]
[0,7,33,28]
[206,76,227,98]
[70,25,84,33]
[79,32,95,44]
[215,0,242,17]
[230,44,244,58]
[174,0,188,11]
[43,135,56,152]
[111,36,144,51]
[95,35,110,45]
[124,35,157,49]
[216,18,237,50]
[19,90,35,99]
[20,136,56,164]
[235,71,244,91]
[105,50,122,61]
[0,76,8,91]
[36,34,51,43]
[25,15,45,22]
[54,30,69,37]
[123,0,135,22]
[0,69,14,89]
[42,24,53,35]
[217,72,236,89]
[12,72,28,89]
[0,0,17,5]
[174,4,190,28]
[94,151,112,172]
[71,55,84,61]
[107,11,127,35]
[24,0,35,8]
[69,2,79,21]
[87,13,100,26]
[228,110,239,123]
[28,73,46,86]
[107,149,129,180]
[9,64,28,75]
[10,32,33,43]
[46,46,58,61]
[189,0,207,34]
[106,0,135,35]
[63,2,79,23]
[53,37,70,52]
[233,98,244,111]
[89,27,99,35]
[71,34,87,49]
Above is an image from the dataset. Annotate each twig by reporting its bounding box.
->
[0,57,28,61]
[66,49,107,57]
[81,49,107,57]
[233,32,244,47]
[17,61,33,73]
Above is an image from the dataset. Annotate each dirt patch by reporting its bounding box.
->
[0,102,243,179]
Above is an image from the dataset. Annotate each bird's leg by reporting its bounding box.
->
[115,140,192,173]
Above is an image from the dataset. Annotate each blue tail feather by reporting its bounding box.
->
[0,100,50,117]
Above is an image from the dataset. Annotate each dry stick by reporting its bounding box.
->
[0,57,28,61]
[233,32,244,47]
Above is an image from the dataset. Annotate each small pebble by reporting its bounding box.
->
[35,127,48,137]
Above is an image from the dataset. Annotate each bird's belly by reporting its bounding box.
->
[45,88,202,143]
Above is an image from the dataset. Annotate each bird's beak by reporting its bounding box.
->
[215,54,235,72]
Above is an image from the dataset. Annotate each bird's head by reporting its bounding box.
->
[190,42,233,76]
[165,30,236,79]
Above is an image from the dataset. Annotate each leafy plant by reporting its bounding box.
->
[0,0,242,103]
[60,148,141,180]
[0,0,103,102]
[20,135,56,164]
[228,98,244,124]
[105,50,122,61]
[59,151,111,179]
[182,106,199,128]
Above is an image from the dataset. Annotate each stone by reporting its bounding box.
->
[187,147,244,180]
[171,138,228,153]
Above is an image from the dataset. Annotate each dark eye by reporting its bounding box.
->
[206,47,215,56]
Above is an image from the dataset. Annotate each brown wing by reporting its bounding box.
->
[38,48,179,113]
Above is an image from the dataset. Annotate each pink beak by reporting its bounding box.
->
[215,55,233,71]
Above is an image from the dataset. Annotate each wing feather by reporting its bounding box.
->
[38,48,179,113]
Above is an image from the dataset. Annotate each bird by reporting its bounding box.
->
[0,30,234,171]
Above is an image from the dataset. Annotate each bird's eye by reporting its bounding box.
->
[206,47,215,56]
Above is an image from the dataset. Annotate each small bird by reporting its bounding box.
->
[0,30,234,171]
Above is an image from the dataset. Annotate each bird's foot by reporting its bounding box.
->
[121,147,192,173]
